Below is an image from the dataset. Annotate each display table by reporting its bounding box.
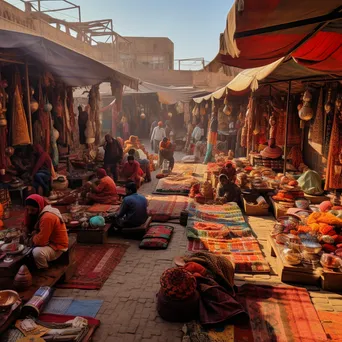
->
[67,171,95,189]
[268,236,342,291]
[68,224,111,244]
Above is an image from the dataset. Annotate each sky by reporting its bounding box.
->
[9,0,233,66]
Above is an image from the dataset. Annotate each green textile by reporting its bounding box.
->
[297,170,323,195]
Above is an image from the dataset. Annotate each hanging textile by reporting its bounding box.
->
[309,88,324,149]
[246,97,255,150]
[67,87,75,141]
[325,105,342,190]
[38,83,51,153]
[51,116,59,167]
[287,108,301,146]
[33,120,43,146]
[275,111,286,146]
[0,85,8,170]
[323,111,334,158]
[11,70,30,146]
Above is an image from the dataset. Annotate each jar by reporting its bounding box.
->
[282,248,302,265]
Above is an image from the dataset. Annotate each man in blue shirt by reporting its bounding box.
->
[113,182,148,229]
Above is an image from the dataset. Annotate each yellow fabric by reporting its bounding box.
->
[307,212,342,226]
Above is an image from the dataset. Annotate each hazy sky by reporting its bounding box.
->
[9,0,233,64]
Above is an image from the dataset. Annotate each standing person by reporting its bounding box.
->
[103,134,123,182]
[121,117,130,141]
[150,121,166,154]
[159,138,175,171]
[204,110,218,164]
[184,121,194,153]
[24,195,69,269]
[78,105,88,145]
[112,182,148,229]
[192,121,204,143]
[165,121,172,139]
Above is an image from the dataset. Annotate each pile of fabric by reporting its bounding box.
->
[157,253,248,325]
[186,202,270,273]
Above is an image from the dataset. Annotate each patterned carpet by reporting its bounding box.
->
[186,202,270,274]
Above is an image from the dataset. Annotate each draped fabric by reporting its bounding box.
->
[309,88,324,148]
[325,106,342,190]
[11,74,31,146]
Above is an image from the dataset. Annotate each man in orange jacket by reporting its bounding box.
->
[24,195,69,269]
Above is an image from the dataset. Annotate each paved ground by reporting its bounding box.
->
[53,147,342,341]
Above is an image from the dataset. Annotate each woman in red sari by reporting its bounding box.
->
[87,168,118,204]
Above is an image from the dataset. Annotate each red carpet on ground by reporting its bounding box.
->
[57,243,129,290]
[318,311,342,341]
[238,284,327,342]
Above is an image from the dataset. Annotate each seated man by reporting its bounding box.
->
[24,194,69,269]
[215,174,240,204]
[219,162,237,183]
[127,149,151,182]
[159,137,175,171]
[113,182,148,229]
[121,156,144,189]
[86,168,118,204]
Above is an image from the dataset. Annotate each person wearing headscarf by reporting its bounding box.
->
[219,162,237,183]
[103,134,123,182]
[86,168,118,204]
[121,156,144,189]
[112,182,148,229]
[204,110,218,164]
[24,194,68,269]
[216,174,240,204]
[159,138,175,171]
[151,121,166,153]
[32,144,56,196]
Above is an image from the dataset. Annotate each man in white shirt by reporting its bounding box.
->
[191,122,204,143]
[150,121,166,153]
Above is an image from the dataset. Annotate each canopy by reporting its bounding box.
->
[0,30,139,89]
[207,0,342,71]
[193,57,337,103]
[74,81,210,104]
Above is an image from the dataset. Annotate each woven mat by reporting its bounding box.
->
[56,243,129,290]
[147,195,189,221]
[43,297,103,318]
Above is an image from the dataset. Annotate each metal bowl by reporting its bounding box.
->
[0,290,19,310]
[302,241,322,254]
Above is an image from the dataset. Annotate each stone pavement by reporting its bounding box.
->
[52,153,342,341]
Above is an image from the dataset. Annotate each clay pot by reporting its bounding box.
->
[13,265,32,291]
[44,102,53,112]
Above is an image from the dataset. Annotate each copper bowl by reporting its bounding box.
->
[0,290,19,310]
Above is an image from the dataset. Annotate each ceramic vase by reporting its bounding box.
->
[13,265,32,291]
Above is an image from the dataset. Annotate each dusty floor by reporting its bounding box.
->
[53,147,342,342]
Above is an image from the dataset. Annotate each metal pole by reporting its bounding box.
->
[283,80,291,175]
[24,61,33,143]
[38,0,41,12]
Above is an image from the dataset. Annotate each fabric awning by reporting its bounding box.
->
[0,30,139,89]
[206,0,342,72]
[194,57,337,103]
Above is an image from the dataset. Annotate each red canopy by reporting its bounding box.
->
[207,0,342,73]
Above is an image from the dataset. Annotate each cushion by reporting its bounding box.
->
[143,225,174,240]
[139,237,169,249]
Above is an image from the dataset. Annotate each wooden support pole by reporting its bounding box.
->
[24,61,33,143]
[283,81,291,175]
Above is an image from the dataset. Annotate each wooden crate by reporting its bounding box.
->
[321,270,342,292]
[69,224,110,244]
[270,197,289,219]
[242,196,269,216]
[268,236,320,285]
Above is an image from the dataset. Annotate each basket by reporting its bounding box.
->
[242,195,269,216]
[52,179,69,191]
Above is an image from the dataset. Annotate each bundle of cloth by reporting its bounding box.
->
[157,252,248,326]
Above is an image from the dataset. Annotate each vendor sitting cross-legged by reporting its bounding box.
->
[24,195,69,269]
[112,182,148,230]
[215,174,240,204]
[86,168,118,204]
[121,155,144,189]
